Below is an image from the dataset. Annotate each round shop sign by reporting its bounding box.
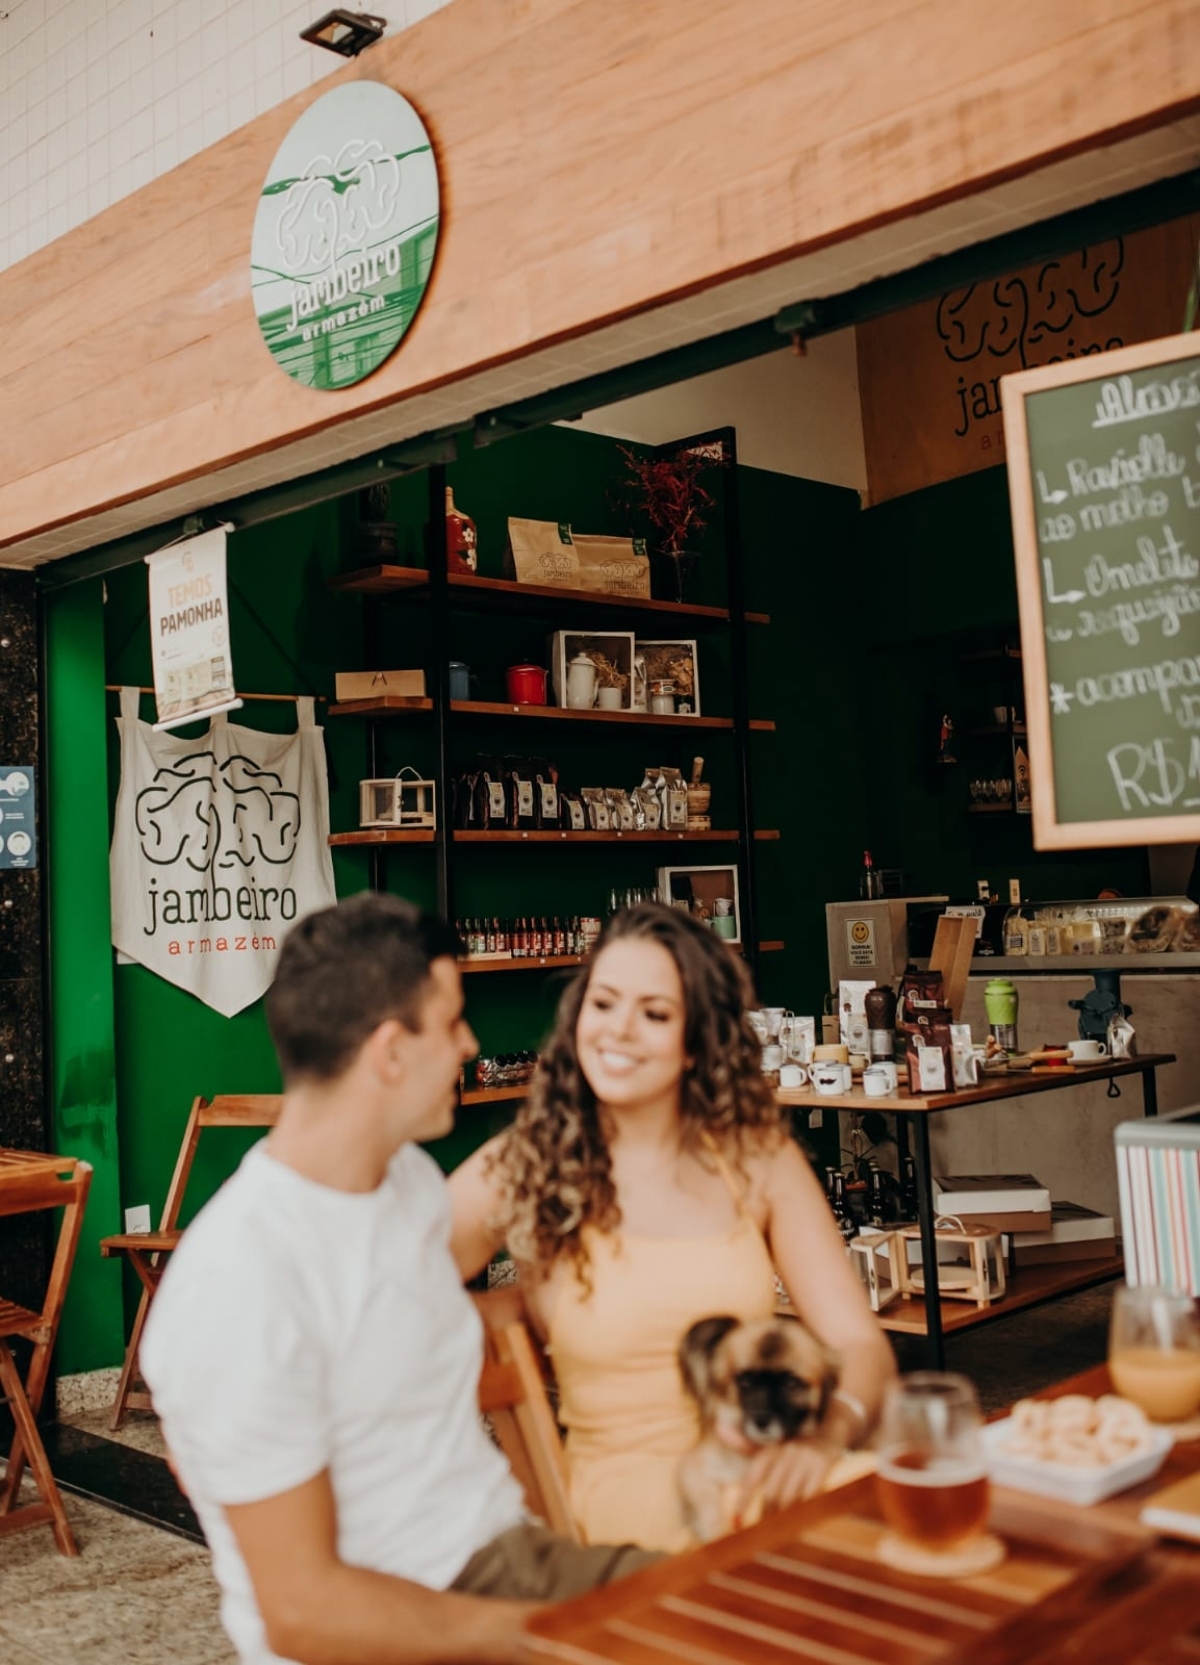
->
[251,82,440,391]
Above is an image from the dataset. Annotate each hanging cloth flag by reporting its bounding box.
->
[109,689,337,1016]
[145,526,242,730]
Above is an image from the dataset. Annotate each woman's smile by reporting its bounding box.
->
[576,938,687,1110]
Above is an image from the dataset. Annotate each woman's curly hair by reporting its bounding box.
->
[493,902,783,1288]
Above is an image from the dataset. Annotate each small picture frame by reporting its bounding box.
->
[635,639,701,716]
[657,863,740,944]
[547,630,636,712]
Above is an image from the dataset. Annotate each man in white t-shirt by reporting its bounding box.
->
[142,894,653,1665]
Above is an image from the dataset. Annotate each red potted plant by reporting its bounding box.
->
[618,442,722,602]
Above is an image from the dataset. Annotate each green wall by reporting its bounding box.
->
[44,582,124,1373]
[52,427,1147,1367]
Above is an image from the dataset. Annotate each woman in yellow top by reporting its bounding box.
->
[449,903,895,1552]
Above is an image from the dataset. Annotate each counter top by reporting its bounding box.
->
[777,1051,1176,1115]
[929,955,1200,974]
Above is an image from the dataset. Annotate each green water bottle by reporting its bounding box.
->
[984,977,1019,1053]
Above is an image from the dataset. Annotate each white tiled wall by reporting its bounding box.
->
[0,0,455,273]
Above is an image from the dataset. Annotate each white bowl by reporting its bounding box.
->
[983,1416,1173,1506]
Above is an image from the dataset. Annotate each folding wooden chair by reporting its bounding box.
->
[0,1158,93,1557]
[473,1287,578,1541]
[100,1094,282,1429]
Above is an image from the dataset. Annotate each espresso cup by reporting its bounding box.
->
[1068,1038,1108,1061]
[779,1064,807,1089]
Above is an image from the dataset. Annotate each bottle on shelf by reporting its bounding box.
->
[830,1169,858,1245]
[860,850,878,900]
[899,1154,918,1222]
[485,918,497,954]
[445,486,478,574]
[512,917,527,959]
[867,1163,887,1229]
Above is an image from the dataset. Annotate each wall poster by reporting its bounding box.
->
[857,214,1200,503]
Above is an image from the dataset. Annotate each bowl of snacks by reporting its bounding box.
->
[983,1394,1173,1506]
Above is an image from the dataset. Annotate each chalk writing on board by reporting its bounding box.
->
[1092,369,1200,428]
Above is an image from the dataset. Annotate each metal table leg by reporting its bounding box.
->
[1142,1065,1158,1119]
[907,1112,945,1370]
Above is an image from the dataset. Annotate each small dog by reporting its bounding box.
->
[677,1314,840,1542]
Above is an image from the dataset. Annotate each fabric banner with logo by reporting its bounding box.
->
[110,689,337,1016]
[146,527,242,731]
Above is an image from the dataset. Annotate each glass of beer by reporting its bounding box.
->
[875,1372,999,1575]
[1109,1284,1200,1424]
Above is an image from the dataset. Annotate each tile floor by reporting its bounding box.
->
[1,1285,1114,1664]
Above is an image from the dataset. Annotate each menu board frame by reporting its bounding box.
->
[1002,329,1200,850]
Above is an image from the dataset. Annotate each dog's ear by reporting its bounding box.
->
[678,1315,740,1405]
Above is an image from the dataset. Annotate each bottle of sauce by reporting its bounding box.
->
[860,849,878,900]
[445,487,478,574]
[830,1170,858,1244]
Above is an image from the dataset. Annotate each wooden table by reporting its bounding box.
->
[527,1364,1200,1665]
[779,1053,1176,1368]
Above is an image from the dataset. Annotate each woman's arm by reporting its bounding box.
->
[745,1137,897,1507]
[447,1134,509,1281]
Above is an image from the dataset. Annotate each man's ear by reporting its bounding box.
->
[362,1017,410,1084]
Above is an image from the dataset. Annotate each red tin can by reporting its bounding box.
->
[506,664,548,705]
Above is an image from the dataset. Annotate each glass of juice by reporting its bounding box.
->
[875,1372,1003,1576]
[1109,1284,1200,1423]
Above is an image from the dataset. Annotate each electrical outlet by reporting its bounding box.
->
[124,1203,151,1235]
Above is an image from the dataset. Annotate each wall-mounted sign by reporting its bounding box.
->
[857,214,1200,504]
[1002,330,1200,849]
[251,82,440,390]
[146,527,241,731]
[0,766,36,869]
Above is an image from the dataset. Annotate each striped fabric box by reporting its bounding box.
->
[1115,1106,1200,1295]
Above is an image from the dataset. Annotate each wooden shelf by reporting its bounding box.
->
[961,723,1027,738]
[454,828,777,843]
[960,645,1023,664]
[460,954,582,973]
[329,696,433,717]
[327,565,429,596]
[328,828,437,846]
[460,1084,532,1106]
[967,801,1015,814]
[758,940,785,952]
[877,1252,1125,1338]
[328,565,769,625]
[327,696,773,731]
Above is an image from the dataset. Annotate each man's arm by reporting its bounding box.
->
[225,1470,538,1665]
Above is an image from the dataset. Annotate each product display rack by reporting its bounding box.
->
[326,427,779,1080]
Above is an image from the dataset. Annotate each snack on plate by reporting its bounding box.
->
[1128,905,1181,953]
[1003,1394,1153,1467]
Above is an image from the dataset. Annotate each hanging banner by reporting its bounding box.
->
[146,527,242,731]
[110,690,337,1016]
[856,213,1200,504]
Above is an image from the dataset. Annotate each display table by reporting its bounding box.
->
[778,1053,1175,1367]
[527,1361,1200,1665]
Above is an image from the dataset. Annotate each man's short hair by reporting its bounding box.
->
[266,894,460,1083]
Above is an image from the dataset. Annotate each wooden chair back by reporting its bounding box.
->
[100,1094,282,1428]
[473,1287,577,1541]
[0,1158,93,1555]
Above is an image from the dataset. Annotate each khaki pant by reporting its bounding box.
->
[451,1522,661,1602]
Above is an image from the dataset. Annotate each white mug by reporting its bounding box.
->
[778,1064,808,1089]
[812,1062,850,1095]
[1069,1038,1108,1061]
[862,1065,895,1097]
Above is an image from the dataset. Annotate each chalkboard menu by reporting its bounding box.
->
[1002,331,1200,849]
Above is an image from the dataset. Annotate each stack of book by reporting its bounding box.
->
[932,1176,1115,1264]
[1010,1201,1116,1264]
[932,1173,1052,1235]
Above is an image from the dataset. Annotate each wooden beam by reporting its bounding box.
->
[2,0,1200,552]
